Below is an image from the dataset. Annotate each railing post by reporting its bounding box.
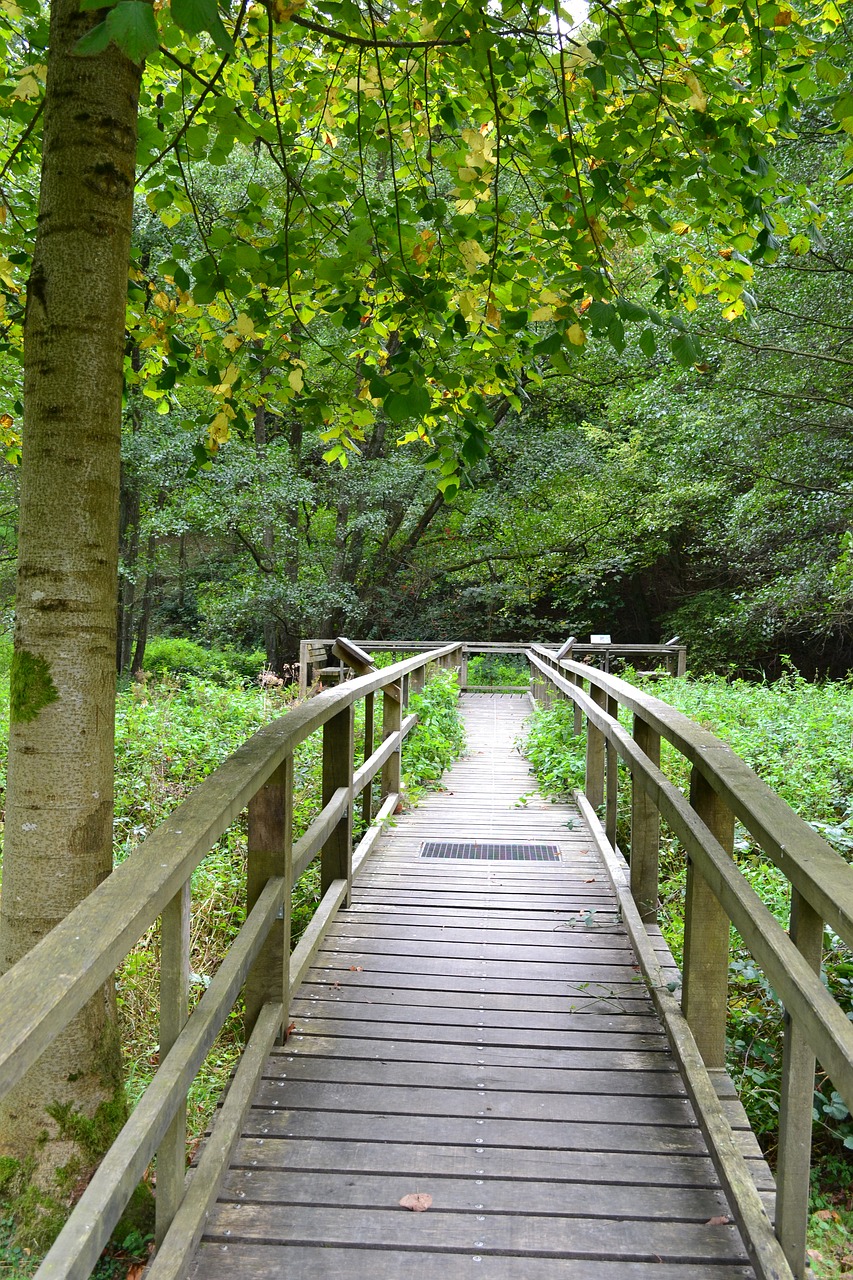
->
[682,767,734,1067]
[410,662,426,696]
[155,880,190,1247]
[298,640,309,698]
[245,757,294,1036]
[381,684,402,800]
[585,685,606,809]
[776,889,823,1279]
[460,646,468,691]
[630,715,660,922]
[605,695,618,847]
[362,691,375,827]
[322,705,355,900]
[572,673,583,737]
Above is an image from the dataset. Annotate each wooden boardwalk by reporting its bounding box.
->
[190,693,771,1279]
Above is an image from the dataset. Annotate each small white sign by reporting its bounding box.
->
[590,634,611,644]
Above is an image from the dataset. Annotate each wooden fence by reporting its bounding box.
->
[0,644,461,1280]
[528,644,853,1280]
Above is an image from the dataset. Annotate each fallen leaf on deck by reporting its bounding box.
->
[350,965,363,971]
[284,1021,296,1039]
[706,1215,732,1226]
[400,1192,433,1212]
[585,878,596,883]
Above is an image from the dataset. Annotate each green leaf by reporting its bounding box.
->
[639,328,657,357]
[104,1,159,62]
[75,20,112,54]
[671,332,701,368]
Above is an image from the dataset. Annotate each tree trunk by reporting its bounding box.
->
[0,0,140,1198]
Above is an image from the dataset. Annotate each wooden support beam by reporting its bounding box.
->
[245,758,293,1036]
[155,880,190,1247]
[585,685,606,809]
[631,715,661,923]
[682,768,735,1069]
[605,694,618,848]
[362,690,374,827]
[776,889,823,1279]
[321,705,354,902]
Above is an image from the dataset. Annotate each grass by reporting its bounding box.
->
[523,671,853,1271]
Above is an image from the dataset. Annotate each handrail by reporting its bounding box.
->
[0,640,462,1280]
[527,645,853,1280]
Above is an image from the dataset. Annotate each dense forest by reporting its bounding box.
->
[0,0,849,677]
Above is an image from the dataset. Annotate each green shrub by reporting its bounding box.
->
[142,638,267,685]
[467,654,529,688]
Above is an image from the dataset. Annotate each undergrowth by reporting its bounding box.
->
[467,654,529,688]
[524,672,853,1266]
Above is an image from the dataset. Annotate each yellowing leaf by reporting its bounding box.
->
[567,323,586,346]
[208,412,231,445]
[160,207,181,229]
[684,70,707,112]
[486,301,501,328]
[539,289,561,305]
[236,313,256,338]
[457,290,479,321]
[272,0,306,20]
[773,7,793,23]
[152,291,171,311]
[288,366,304,393]
[459,239,490,272]
[530,305,554,322]
[223,334,242,352]
[11,74,40,100]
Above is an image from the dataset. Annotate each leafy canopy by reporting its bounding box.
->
[0,0,849,492]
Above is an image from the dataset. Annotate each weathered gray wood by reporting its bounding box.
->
[381,685,402,799]
[35,878,284,1280]
[683,767,735,1070]
[219,1167,745,1220]
[575,789,787,1280]
[191,1243,758,1280]
[201,1202,751,1261]
[155,880,191,1247]
[148,1000,282,1280]
[245,758,293,1035]
[361,690,374,826]
[230,1133,774,1187]
[776,889,823,1279]
[631,714,660,922]
[605,694,619,847]
[586,684,606,808]
[322,704,354,900]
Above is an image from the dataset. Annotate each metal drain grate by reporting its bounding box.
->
[420,841,561,861]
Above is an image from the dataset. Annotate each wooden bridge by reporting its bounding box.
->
[0,642,852,1280]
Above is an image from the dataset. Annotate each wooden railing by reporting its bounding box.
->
[0,643,462,1280]
[527,644,853,1280]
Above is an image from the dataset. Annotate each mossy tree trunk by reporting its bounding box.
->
[0,0,141,1201]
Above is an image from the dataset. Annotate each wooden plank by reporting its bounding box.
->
[219,1168,744,1221]
[242,1105,765,1161]
[264,1057,685,1097]
[631,714,660,922]
[286,1012,669,1050]
[229,1135,775,1188]
[200,1203,751,1261]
